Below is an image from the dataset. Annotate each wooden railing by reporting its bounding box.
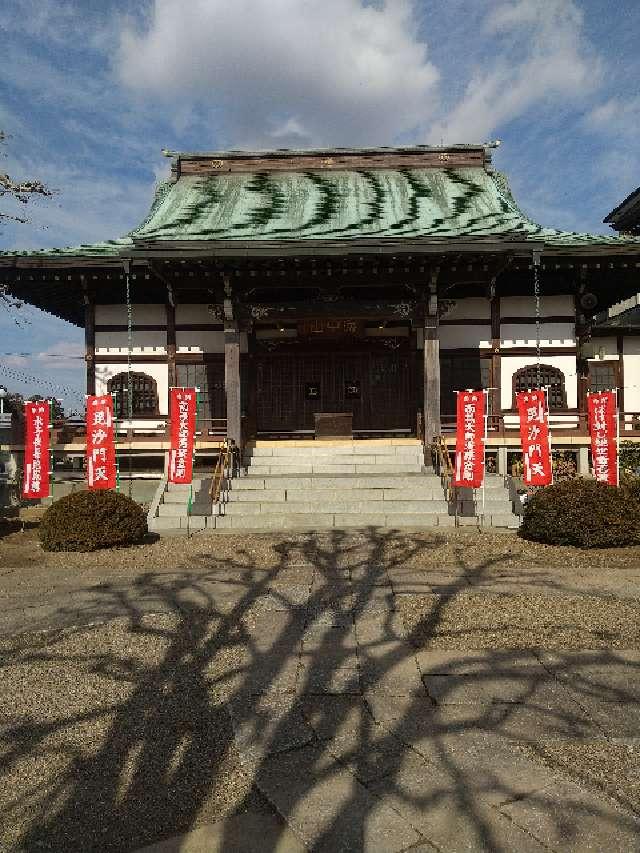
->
[48,418,228,444]
[210,441,235,503]
[433,435,457,505]
[439,412,640,438]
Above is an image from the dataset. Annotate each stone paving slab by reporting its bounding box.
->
[499,778,640,852]
[301,696,374,741]
[298,662,361,694]
[422,674,580,705]
[253,743,423,853]
[367,750,549,852]
[415,649,547,675]
[228,695,314,767]
[136,812,307,853]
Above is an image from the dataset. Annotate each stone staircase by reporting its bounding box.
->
[148,441,520,534]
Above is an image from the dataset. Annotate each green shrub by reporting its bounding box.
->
[620,441,640,474]
[39,490,147,552]
[519,478,640,548]
[620,472,640,505]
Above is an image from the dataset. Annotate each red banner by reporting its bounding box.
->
[168,388,197,484]
[23,401,50,499]
[516,390,552,486]
[86,395,117,490]
[587,391,618,486]
[453,390,486,488]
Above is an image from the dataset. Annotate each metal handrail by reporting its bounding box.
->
[434,435,457,504]
[210,440,233,503]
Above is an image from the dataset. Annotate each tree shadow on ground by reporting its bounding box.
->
[1,528,639,852]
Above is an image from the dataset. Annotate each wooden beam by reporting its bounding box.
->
[83,279,96,396]
[423,273,441,445]
[166,301,177,393]
[225,321,242,447]
[490,295,501,416]
[617,334,625,411]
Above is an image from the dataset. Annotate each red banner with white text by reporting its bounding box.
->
[168,388,197,484]
[587,390,618,486]
[516,390,552,486]
[22,401,50,499]
[86,395,117,490]
[453,390,486,488]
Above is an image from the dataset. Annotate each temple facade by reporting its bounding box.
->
[2,143,640,475]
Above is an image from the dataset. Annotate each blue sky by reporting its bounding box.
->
[1,0,639,405]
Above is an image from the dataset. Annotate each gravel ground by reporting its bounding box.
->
[3,513,640,850]
[398,592,640,649]
[0,614,258,853]
[521,739,640,815]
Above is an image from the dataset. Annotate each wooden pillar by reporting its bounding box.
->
[490,295,501,419]
[574,289,590,423]
[166,300,177,392]
[225,321,242,447]
[83,281,96,396]
[423,276,440,444]
[617,334,625,412]
[245,327,258,441]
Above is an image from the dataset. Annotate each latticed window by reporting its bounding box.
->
[513,365,566,409]
[107,372,159,418]
[588,362,617,393]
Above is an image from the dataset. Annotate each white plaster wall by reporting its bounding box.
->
[96,304,166,324]
[96,331,167,355]
[177,330,225,353]
[500,354,577,409]
[500,295,574,317]
[584,337,618,359]
[95,362,170,416]
[500,323,575,348]
[176,304,220,324]
[623,337,640,411]
[439,325,492,349]
[176,331,248,353]
[441,297,490,321]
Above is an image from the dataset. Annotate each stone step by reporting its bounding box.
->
[213,513,455,531]
[163,491,197,504]
[246,455,423,467]
[247,463,424,475]
[165,480,209,493]
[158,503,189,517]
[457,499,513,513]
[245,444,422,456]
[231,475,441,490]
[223,500,450,515]
[487,513,521,528]
[227,487,446,503]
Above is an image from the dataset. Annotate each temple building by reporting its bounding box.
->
[2,143,640,481]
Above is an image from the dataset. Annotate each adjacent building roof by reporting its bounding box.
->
[2,144,640,262]
[604,186,640,235]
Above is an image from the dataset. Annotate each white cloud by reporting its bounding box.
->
[430,0,601,142]
[586,96,640,136]
[117,0,439,147]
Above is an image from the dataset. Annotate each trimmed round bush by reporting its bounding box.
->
[519,478,640,548]
[39,490,147,552]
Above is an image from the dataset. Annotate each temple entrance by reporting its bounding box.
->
[255,341,416,435]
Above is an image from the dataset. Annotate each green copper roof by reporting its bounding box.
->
[2,164,639,260]
[129,167,639,247]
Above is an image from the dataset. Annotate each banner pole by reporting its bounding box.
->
[112,392,120,493]
[482,389,488,518]
[48,398,54,501]
[546,386,553,485]
[616,387,620,487]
